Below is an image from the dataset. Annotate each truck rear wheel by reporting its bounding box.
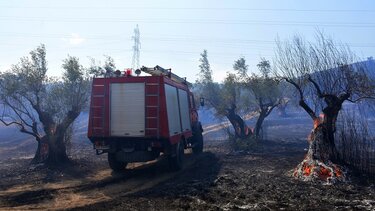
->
[108,153,127,172]
[169,141,184,171]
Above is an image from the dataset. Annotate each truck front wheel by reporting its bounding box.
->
[108,153,127,172]
[192,122,204,154]
[192,132,203,154]
[169,141,184,171]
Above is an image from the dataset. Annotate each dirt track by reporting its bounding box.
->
[1,137,375,211]
[0,144,219,210]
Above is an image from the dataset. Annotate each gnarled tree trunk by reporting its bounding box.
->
[293,104,345,183]
[294,122,344,183]
[32,134,69,165]
[226,105,252,139]
[31,137,48,164]
[45,134,69,165]
[254,109,267,139]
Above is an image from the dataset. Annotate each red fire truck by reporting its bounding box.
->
[87,66,203,171]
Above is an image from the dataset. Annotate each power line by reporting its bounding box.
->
[0,16,375,28]
[0,6,374,13]
[0,32,374,49]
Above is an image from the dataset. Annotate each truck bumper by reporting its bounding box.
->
[115,150,160,163]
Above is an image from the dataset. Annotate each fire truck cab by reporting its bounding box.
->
[87,66,203,171]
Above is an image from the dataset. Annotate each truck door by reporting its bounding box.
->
[178,89,191,132]
[164,84,182,136]
[110,83,145,137]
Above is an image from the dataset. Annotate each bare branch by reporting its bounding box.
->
[347,96,375,103]
[265,103,279,117]
[284,78,304,100]
[0,118,22,127]
[307,76,323,97]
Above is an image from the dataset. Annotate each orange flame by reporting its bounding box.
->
[302,163,313,176]
[313,113,325,129]
[295,159,344,182]
[333,165,343,177]
[314,118,320,129]
[313,118,320,129]
[318,166,332,181]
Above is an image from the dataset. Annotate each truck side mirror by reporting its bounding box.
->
[200,97,205,107]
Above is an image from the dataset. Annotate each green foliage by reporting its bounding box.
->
[0,73,20,97]
[87,58,104,77]
[0,44,90,150]
[195,52,283,141]
[0,45,49,122]
[103,55,116,74]
[197,50,213,84]
[62,56,83,83]
[28,44,48,89]
[247,59,282,109]
[222,73,237,104]
[233,57,248,79]
[195,50,221,112]
[88,55,116,77]
[220,71,247,115]
[257,58,271,78]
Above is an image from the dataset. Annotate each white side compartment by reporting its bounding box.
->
[110,83,145,137]
[178,89,191,132]
[165,84,182,136]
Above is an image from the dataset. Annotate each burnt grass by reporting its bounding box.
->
[0,138,375,210]
[75,139,375,211]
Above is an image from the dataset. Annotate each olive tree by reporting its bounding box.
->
[87,55,116,77]
[196,51,284,140]
[274,32,375,181]
[246,58,282,138]
[196,50,252,139]
[0,45,90,165]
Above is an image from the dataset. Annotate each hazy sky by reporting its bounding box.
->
[1,0,375,82]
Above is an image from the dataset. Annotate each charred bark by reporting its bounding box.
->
[31,139,42,164]
[38,110,79,165]
[254,109,267,139]
[293,96,347,182]
[294,123,345,183]
[310,125,333,162]
[321,113,339,162]
[226,105,252,139]
[306,107,341,164]
[31,135,69,165]
[32,111,79,165]
[320,93,348,162]
[254,103,277,139]
[31,136,48,164]
[45,135,69,165]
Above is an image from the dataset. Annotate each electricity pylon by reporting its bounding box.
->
[131,24,141,70]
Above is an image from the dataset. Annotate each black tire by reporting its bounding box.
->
[192,132,203,154]
[169,141,185,171]
[108,153,127,172]
[192,122,204,154]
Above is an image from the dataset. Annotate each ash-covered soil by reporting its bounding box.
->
[0,138,374,211]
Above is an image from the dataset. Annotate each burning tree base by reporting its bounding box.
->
[293,156,345,184]
[293,124,346,184]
